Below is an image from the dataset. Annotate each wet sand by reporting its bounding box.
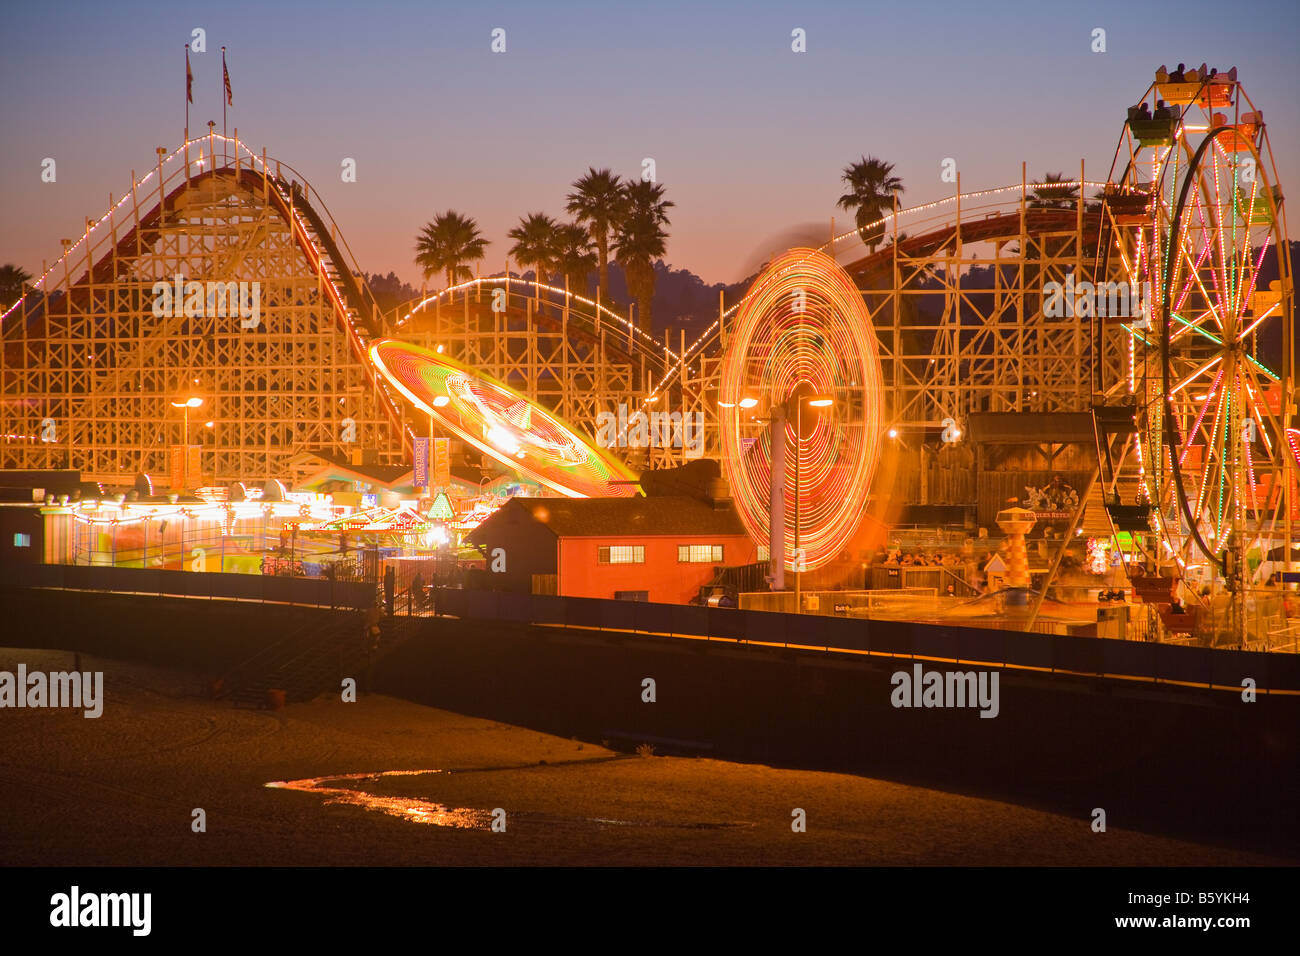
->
[0,648,1285,866]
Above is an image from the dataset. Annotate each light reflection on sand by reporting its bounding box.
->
[266,770,491,829]
[267,767,756,831]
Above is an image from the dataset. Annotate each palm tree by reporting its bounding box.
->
[414,211,489,299]
[565,168,627,302]
[837,156,904,251]
[507,212,561,300]
[553,222,597,299]
[0,263,32,311]
[1028,173,1079,210]
[613,179,674,333]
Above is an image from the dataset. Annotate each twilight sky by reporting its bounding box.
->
[2,0,1297,287]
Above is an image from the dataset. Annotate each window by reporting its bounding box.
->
[678,544,723,563]
[598,545,644,565]
[12,533,31,548]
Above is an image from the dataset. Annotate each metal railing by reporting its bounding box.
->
[8,562,375,610]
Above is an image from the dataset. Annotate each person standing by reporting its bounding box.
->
[410,571,425,614]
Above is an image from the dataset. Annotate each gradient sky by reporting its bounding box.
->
[2,0,1297,287]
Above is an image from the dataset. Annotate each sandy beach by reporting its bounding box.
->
[0,647,1285,866]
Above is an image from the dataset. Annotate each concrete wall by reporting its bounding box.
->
[5,584,1296,858]
[375,614,1298,858]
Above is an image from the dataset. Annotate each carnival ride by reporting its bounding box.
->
[0,132,407,486]
[1,69,1293,641]
[718,249,885,571]
[369,339,639,498]
[1093,70,1294,636]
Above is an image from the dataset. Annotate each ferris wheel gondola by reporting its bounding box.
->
[1095,66,1294,620]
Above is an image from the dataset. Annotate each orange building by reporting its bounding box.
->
[468,496,757,604]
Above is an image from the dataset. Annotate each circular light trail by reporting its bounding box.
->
[369,339,639,498]
[719,248,884,571]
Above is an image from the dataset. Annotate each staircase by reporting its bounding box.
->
[219,610,416,708]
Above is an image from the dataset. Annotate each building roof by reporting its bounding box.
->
[296,453,413,488]
[0,469,84,493]
[472,495,750,541]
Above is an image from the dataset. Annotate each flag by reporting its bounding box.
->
[185,48,193,103]
[222,49,232,106]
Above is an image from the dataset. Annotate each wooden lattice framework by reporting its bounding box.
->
[1,133,408,486]
[666,172,1130,466]
[390,280,681,472]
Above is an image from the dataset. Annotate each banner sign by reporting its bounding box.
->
[413,438,430,489]
[433,437,451,489]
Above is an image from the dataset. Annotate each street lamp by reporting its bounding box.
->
[721,393,783,589]
[170,397,204,488]
[719,390,835,609]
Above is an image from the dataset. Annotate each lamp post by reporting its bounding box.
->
[170,397,204,488]
[721,391,833,610]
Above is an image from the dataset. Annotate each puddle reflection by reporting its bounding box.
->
[266,770,490,829]
[267,767,755,831]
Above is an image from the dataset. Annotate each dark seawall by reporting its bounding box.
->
[6,587,1297,860]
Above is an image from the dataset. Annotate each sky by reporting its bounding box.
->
[2,0,1297,287]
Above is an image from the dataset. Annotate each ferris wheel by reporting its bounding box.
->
[1096,66,1294,595]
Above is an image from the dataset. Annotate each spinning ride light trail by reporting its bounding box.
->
[718,249,884,572]
[369,339,640,498]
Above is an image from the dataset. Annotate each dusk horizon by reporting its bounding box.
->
[4,0,1298,290]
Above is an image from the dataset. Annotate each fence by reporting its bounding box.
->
[430,587,1300,692]
[7,562,376,610]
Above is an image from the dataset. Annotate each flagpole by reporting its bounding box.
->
[221,47,227,165]
[184,44,190,140]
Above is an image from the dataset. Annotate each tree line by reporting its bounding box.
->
[413,168,673,333]
[0,163,1106,322]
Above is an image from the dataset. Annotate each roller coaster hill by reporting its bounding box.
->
[0,66,1295,649]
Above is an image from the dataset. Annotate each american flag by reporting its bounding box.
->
[222,49,232,106]
[186,48,193,104]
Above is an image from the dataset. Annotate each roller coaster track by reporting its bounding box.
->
[1,134,411,480]
[650,183,1114,399]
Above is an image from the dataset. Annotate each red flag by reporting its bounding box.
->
[186,48,193,104]
[222,49,232,106]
